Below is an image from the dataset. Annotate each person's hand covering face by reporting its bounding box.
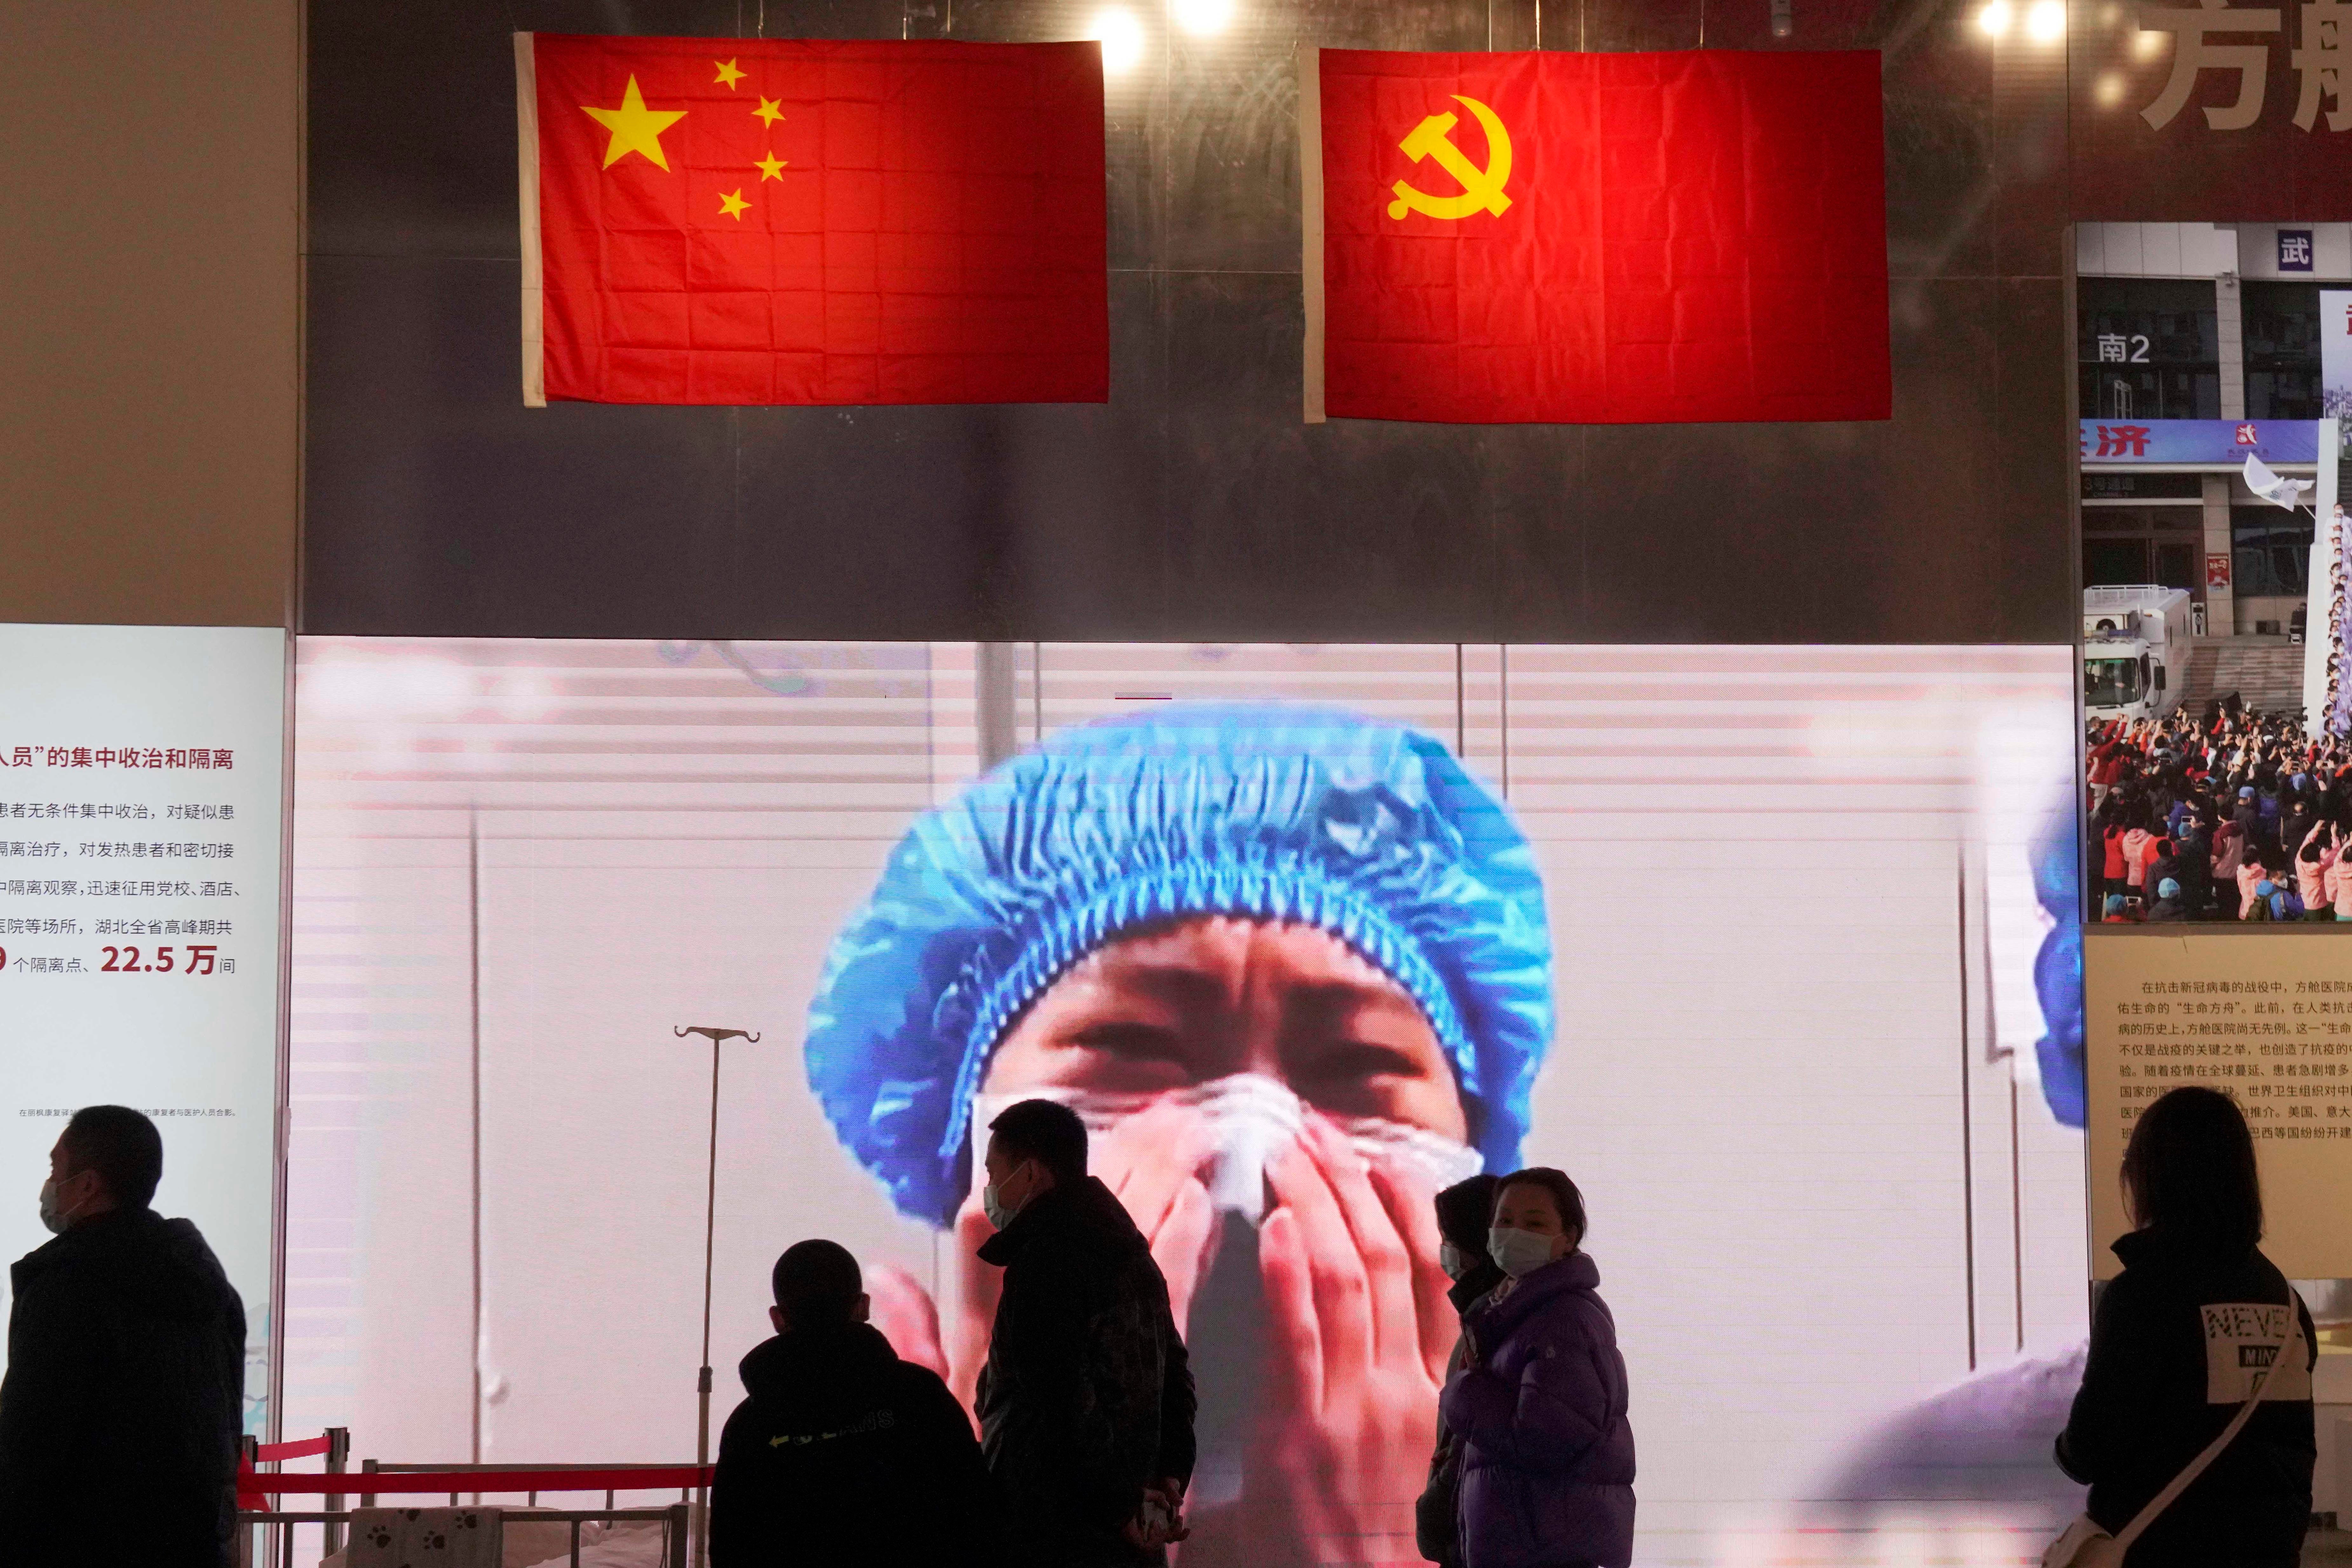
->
[929,917,1474,1562]
[956,916,1468,1341]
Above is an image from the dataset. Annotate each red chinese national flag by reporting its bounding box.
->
[519,34,1107,406]
[1308,48,1889,424]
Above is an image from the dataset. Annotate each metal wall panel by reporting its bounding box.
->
[301,0,2120,644]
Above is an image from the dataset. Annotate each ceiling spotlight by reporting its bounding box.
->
[1977,0,2013,36]
[2026,0,2065,41]
[1172,0,1233,36]
[1094,7,1145,72]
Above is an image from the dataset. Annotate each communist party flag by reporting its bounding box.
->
[518,34,1107,406]
[1305,49,1889,425]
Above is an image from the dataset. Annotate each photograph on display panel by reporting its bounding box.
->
[2075,222,2352,927]
[285,638,2086,1565]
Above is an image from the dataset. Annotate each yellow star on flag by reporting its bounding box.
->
[753,95,785,127]
[754,151,787,181]
[717,188,751,220]
[713,58,745,89]
[581,75,686,170]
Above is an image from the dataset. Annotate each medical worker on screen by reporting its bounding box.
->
[803,705,1554,1566]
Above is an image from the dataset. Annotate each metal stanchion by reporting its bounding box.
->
[324,1428,351,1557]
[236,1436,259,1568]
[672,1025,759,1568]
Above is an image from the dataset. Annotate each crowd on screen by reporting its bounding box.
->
[2088,701,2352,922]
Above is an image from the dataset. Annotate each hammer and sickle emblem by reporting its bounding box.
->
[1387,95,1513,221]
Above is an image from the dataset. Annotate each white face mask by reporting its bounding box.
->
[1487,1225,1558,1279]
[972,1075,1482,1227]
[1439,1240,1470,1281]
[36,1177,71,1236]
[980,1161,1029,1231]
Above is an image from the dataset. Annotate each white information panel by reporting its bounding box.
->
[0,624,286,1432]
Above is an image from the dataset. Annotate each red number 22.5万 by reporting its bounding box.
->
[100,944,219,975]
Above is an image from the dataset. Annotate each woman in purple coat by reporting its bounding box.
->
[1441,1168,1636,1568]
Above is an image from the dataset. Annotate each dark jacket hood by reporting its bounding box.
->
[1448,1257,1507,1313]
[738,1321,901,1407]
[976,1174,1143,1269]
[12,1208,233,1323]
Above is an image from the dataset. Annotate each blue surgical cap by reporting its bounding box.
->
[804,703,1554,1224]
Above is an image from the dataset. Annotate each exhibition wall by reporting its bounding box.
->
[12,0,2352,1558]
[284,637,2083,1561]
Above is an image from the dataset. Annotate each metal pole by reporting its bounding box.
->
[672,1026,758,1568]
[324,1427,349,1558]
[696,1034,719,1568]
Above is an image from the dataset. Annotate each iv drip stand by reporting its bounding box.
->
[674,1025,759,1568]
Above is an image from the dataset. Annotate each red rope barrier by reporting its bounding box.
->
[251,1436,335,1461]
[245,1467,711,1496]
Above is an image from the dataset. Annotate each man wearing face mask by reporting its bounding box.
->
[806,704,1553,1567]
[973,1098,1195,1566]
[0,1105,247,1567]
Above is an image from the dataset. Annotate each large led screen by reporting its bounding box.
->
[286,640,2087,1564]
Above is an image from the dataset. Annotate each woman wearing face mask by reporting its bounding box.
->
[1416,1173,1504,1566]
[1442,1168,1634,1568]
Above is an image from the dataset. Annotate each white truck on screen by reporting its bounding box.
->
[2084,585,2192,721]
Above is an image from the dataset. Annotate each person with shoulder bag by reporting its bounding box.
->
[2046,1086,2316,1567]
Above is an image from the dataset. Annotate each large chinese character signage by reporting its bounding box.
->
[0,624,286,1436]
[2135,2,2350,131]
[2074,3,2352,219]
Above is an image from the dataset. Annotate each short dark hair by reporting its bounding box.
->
[1494,1166,1586,1247]
[1434,1173,1501,1254]
[60,1105,162,1209]
[771,1240,864,1327]
[987,1099,1087,1186]
[2122,1086,2262,1255]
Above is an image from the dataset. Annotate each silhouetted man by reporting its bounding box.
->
[976,1099,1195,1566]
[711,1239,997,1566]
[0,1105,246,1567]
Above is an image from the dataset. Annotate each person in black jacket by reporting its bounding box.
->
[711,1239,997,1567]
[1416,1173,1503,1567]
[2057,1086,2315,1566]
[975,1099,1195,1567]
[0,1105,246,1568]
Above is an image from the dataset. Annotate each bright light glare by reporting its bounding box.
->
[2132,24,2166,57]
[1095,7,1145,71]
[1171,0,1233,35]
[1977,0,2013,35]
[2095,70,2125,106]
[2026,0,2065,41]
